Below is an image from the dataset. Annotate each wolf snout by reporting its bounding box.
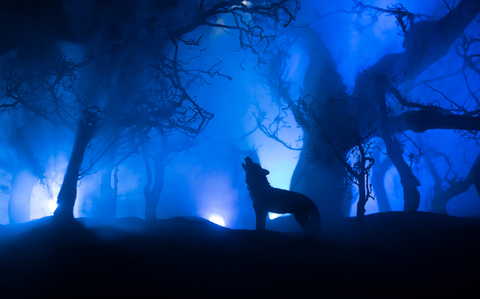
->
[243,156,269,175]
[244,156,254,165]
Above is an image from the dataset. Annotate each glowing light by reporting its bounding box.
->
[242,1,252,6]
[208,214,225,227]
[48,200,58,213]
[268,212,291,220]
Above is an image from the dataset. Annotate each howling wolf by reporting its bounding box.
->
[241,157,321,235]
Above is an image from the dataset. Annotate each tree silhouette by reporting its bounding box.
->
[259,0,480,220]
[0,0,301,222]
[142,133,194,221]
[294,95,377,219]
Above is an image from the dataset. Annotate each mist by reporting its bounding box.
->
[1,0,478,226]
[0,1,480,296]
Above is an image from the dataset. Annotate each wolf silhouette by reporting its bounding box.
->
[241,156,321,235]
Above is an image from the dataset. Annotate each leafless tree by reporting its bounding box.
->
[142,132,194,221]
[289,95,378,219]
[258,0,480,220]
[1,0,301,222]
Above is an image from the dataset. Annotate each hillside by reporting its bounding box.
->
[0,211,479,298]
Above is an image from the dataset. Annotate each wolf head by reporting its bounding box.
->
[241,156,270,182]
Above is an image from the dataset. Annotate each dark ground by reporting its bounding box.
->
[0,211,479,298]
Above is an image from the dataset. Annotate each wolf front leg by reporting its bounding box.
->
[254,208,267,231]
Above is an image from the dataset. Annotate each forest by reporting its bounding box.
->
[0,0,479,297]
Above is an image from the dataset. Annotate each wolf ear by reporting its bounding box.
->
[244,156,254,165]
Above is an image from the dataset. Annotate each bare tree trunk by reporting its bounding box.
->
[357,175,366,218]
[291,135,346,220]
[145,159,165,221]
[142,134,167,221]
[94,166,117,220]
[111,166,118,219]
[472,154,480,198]
[371,151,392,212]
[375,76,420,211]
[54,124,94,221]
[93,148,118,220]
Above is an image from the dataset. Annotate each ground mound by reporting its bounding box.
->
[0,211,479,297]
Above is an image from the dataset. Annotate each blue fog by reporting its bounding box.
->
[0,0,479,226]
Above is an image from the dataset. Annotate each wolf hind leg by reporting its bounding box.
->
[293,212,310,234]
[295,209,321,237]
